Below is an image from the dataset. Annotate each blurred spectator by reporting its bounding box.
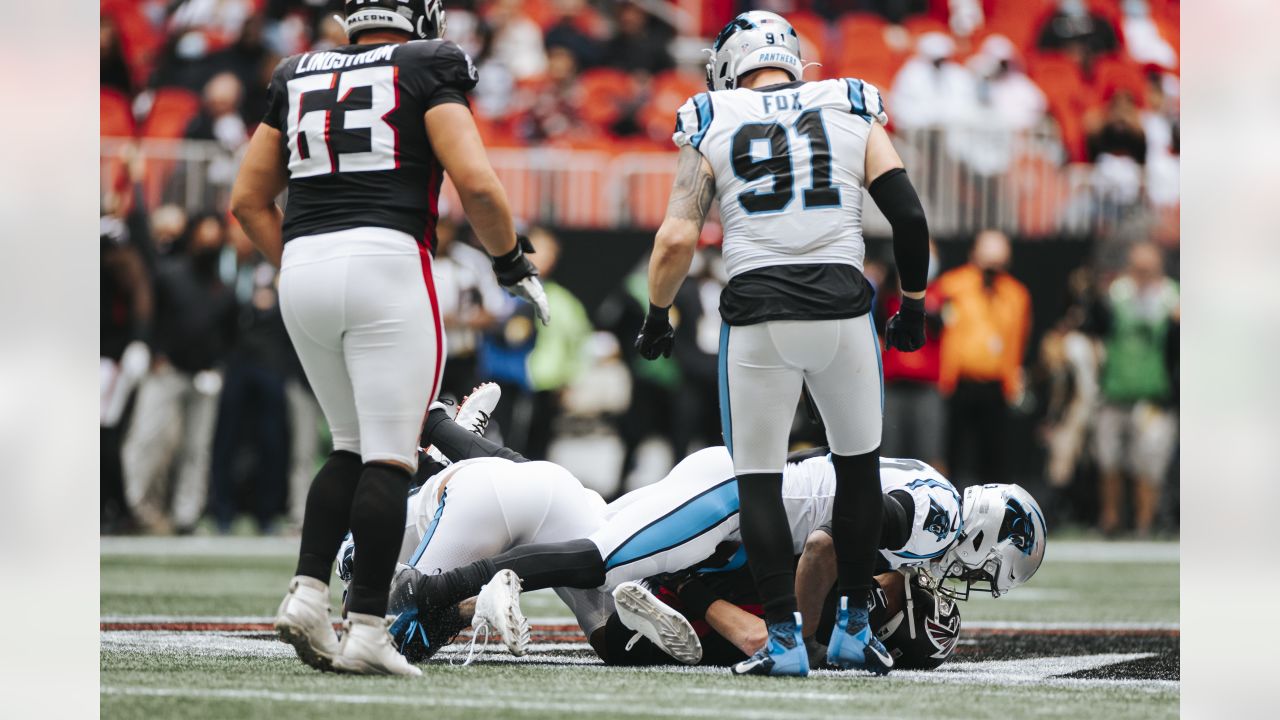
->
[523,228,593,460]
[517,45,589,143]
[1087,90,1147,210]
[433,218,507,401]
[596,256,682,490]
[1119,0,1177,69]
[185,72,248,148]
[545,0,605,69]
[934,230,1031,487]
[889,32,978,130]
[1036,0,1119,71]
[1090,243,1178,537]
[209,219,290,534]
[101,213,154,533]
[671,247,728,457]
[879,244,946,470]
[1141,70,1180,209]
[967,35,1047,132]
[123,213,237,534]
[309,13,350,52]
[1035,269,1099,527]
[204,16,276,125]
[102,15,133,96]
[604,1,674,75]
[486,0,548,80]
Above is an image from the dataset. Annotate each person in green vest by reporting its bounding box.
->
[524,227,593,460]
[1091,242,1179,537]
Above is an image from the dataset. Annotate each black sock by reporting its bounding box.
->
[295,450,363,582]
[421,407,528,463]
[345,463,412,616]
[831,449,883,604]
[415,538,605,609]
[737,472,798,625]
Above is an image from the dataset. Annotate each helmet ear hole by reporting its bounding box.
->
[969,530,984,551]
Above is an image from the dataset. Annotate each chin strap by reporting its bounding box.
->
[331,13,349,35]
[454,622,491,667]
[800,61,823,80]
[903,569,918,641]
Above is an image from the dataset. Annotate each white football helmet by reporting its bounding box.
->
[705,11,804,91]
[930,484,1046,599]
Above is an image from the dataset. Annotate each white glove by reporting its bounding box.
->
[509,276,551,326]
[119,340,151,381]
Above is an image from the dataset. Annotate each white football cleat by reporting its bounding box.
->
[274,575,340,672]
[472,569,530,656]
[613,582,703,665]
[455,383,500,436]
[331,612,423,677]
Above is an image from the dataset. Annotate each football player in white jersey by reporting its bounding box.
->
[363,386,1045,666]
[634,11,933,677]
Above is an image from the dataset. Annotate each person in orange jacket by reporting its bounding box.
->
[933,230,1031,487]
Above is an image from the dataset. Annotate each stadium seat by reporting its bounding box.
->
[834,14,905,90]
[786,11,829,78]
[574,68,637,130]
[984,0,1055,50]
[902,15,950,39]
[639,71,706,142]
[101,89,135,138]
[1091,55,1150,108]
[140,88,201,139]
[1026,53,1090,161]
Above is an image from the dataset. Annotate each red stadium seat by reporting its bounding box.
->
[101,89,135,138]
[639,70,706,142]
[787,11,830,78]
[1091,55,1150,108]
[1026,53,1090,161]
[984,0,1055,50]
[903,15,950,38]
[834,14,905,88]
[574,68,637,130]
[140,88,201,139]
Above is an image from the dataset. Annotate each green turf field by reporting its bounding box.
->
[101,537,1179,719]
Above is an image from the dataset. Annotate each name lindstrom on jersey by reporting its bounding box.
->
[295,44,397,74]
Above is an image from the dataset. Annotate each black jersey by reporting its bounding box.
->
[262,40,478,247]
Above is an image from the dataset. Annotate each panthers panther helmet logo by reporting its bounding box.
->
[923,497,951,542]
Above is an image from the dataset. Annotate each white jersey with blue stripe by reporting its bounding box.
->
[672,78,888,280]
[783,453,962,568]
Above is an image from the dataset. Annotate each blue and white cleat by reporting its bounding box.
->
[731,612,809,677]
[387,564,467,663]
[826,596,893,674]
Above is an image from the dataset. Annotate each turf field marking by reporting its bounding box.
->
[99,686,892,719]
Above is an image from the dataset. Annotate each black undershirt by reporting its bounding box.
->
[719,263,874,326]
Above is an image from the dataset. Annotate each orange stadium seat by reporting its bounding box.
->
[141,88,201,139]
[1026,53,1090,161]
[984,0,1055,49]
[101,89,135,138]
[903,15,950,38]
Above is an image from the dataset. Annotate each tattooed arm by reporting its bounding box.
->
[646,145,716,308]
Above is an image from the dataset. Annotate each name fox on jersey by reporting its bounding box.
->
[296,44,396,74]
[760,92,803,113]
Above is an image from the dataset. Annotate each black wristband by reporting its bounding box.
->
[899,295,925,314]
[492,242,523,271]
[647,303,670,320]
[675,577,719,622]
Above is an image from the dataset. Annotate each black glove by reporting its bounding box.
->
[634,303,675,360]
[885,295,927,352]
[492,235,550,324]
[491,234,538,286]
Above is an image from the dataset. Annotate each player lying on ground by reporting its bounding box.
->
[340,384,1046,667]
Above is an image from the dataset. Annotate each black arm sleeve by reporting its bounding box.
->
[881,490,915,551]
[867,168,930,294]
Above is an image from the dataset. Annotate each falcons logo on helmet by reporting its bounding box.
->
[924,603,960,659]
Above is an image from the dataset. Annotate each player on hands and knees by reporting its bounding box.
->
[632,11,931,677]
[231,0,547,677]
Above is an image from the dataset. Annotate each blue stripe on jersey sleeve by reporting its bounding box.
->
[690,93,714,149]
[845,78,867,118]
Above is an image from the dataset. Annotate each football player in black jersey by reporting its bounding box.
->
[231,0,549,676]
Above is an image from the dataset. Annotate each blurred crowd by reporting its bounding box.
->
[100,0,1180,539]
[103,1,1180,213]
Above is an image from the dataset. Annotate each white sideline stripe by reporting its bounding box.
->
[1047,541,1178,563]
[101,615,1179,632]
[100,686,877,719]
